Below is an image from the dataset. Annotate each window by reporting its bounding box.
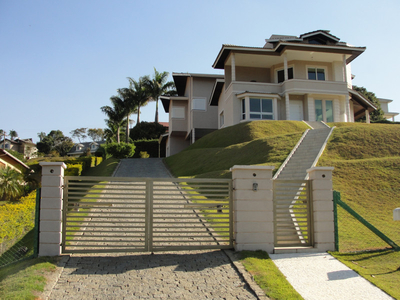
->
[172,106,185,119]
[277,67,294,83]
[220,112,224,127]
[249,98,274,120]
[308,67,325,80]
[192,98,206,111]
[315,99,334,122]
[241,99,246,120]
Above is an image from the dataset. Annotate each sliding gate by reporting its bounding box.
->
[62,176,233,253]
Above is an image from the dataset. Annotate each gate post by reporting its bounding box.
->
[307,167,335,252]
[231,165,275,253]
[38,162,67,256]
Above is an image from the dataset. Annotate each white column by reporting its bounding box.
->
[285,93,290,120]
[365,110,370,123]
[231,52,236,82]
[231,165,275,253]
[38,162,67,256]
[307,167,335,252]
[342,55,347,84]
[284,53,288,81]
[345,94,351,122]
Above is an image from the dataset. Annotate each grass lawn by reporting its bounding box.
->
[81,157,119,176]
[239,251,304,300]
[0,256,60,300]
[331,250,400,299]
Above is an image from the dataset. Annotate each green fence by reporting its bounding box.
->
[0,189,40,268]
[333,191,399,252]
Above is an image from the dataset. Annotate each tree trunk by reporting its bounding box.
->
[155,98,159,123]
[116,127,120,144]
[137,106,141,125]
[126,115,130,143]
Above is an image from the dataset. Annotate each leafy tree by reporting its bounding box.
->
[127,77,150,125]
[0,167,24,201]
[9,130,18,140]
[37,132,46,142]
[143,68,176,123]
[129,121,167,141]
[353,86,385,122]
[54,137,74,156]
[101,96,126,144]
[70,128,87,143]
[36,130,73,156]
[87,128,105,142]
[36,136,54,154]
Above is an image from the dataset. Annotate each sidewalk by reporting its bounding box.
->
[269,252,393,300]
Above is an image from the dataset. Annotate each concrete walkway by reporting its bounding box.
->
[270,252,394,300]
[46,158,258,300]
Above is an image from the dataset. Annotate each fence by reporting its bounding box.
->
[333,191,399,252]
[0,189,40,268]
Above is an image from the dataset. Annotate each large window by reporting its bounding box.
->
[315,99,333,122]
[308,67,325,81]
[249,98,274,120]
[277,67,294,83]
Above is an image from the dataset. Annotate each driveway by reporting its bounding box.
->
[46,158,259,299]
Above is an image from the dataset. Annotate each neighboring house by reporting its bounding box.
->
[0,138,37,159]
[162,30,392,156]
[161,73,224,156]
[0,148,30,173]
[378,98,398,121]
[67,141,106,157]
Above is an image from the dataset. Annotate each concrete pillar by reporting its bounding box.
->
[345,94,351,122]
[231,165,275,253]
[365,109,370,123]
[38,162,67,256]
[284,53,288,81]
[307,167,335,252]
[231,52,236,82]
[285,93,290,120]
[342,54,347,84]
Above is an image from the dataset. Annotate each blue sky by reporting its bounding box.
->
[1,0,399,143]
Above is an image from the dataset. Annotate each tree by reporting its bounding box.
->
[37,132,46,142]
[70,128,87,143]
[127,77,150,125]
[116,88,138,144]
[36,130,73,156]
[129,121,167,141]
[353,86,385,122]
[9,130,18,140]
[87,128,105,142]
[0,166,24,201]
[101,96,126,144]
[143,68,176,123]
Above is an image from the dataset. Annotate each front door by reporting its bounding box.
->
[290,100,304,121]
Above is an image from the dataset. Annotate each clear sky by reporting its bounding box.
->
[1,0,399,143]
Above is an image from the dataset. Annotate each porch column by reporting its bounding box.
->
[285,93,290,120]
[365,110,370,123]
[38,162,67,256]
[231,52,236,82]
[284,53,288,81]
[342,54,347,84]
[307,167,335,252]
[345,94,351,122]
[231,165,275,253]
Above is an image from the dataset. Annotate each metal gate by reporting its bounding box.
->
[62,176,233,253]
[273,180,314,247]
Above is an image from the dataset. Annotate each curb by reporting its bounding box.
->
[41,255,70,300]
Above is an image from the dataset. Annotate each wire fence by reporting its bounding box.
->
[334,191,400,253]
[0,189,40,268]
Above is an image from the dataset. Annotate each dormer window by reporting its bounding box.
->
[308,67,326,81]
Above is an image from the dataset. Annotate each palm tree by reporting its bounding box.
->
[127,77,150,125]
[0,166,24,201]
[143,68,176,123]
[9,130,18,140]
[117,88,138,143]
[101,96,125,144]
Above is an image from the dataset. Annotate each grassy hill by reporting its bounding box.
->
[165,121,309,178]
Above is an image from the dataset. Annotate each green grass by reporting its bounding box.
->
[0,256,60,300]
[331,250,400,299]
[239,251,304,300]
[165,121,308,177]
[81,157,119,176]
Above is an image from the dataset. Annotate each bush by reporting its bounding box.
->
[132,139,159,158]
[105,142,136,159]
[65,164,83,176]
[0,191,36,253]
[129,122,167,141]
[140,151,150,158]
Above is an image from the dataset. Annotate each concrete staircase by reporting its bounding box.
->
[273,121,334,253]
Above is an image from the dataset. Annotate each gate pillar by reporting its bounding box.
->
[231,165,275,253]
[38,162,67,256]
[307,167,335,252]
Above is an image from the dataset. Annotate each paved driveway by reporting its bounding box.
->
[47,159,258,299]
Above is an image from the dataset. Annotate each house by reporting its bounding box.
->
[378,98,398,121]
[161,73,224,156]
[67,141,106,157]
[162,30,388,156]
[0,138,37,159]
[0,148,30,173]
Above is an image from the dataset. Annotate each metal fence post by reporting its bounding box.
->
[333,191,340,252]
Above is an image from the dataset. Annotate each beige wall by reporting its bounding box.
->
[236,66,271,83]
[170,100,189,133]
[192,77,219,129]
[169,136,190,156]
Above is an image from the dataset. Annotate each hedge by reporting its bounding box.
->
[65,164,83,176]
[132,140,164,158]
[0,192,36,254]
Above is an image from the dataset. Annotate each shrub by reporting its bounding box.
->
[105,142,135,159]
[0,167,24,201]
[65,164,83,176]
[140,151,150,158]
[132,139,164,158]
[129,122,167,141]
